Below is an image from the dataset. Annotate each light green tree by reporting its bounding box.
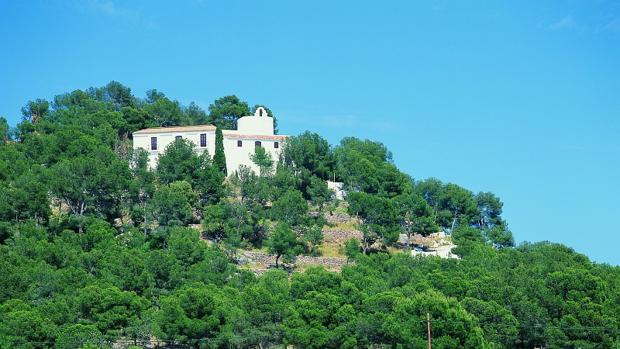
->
[250,146,274,177]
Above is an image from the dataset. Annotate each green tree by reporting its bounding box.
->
[129,149,156,231]
[476,191,504,228]
[284,268,358,349]
[143,90,184,127]
[461,297,519,348]
[250,146,274,177]
[208,95,250,129]
[334,137,411,197]
[157,138,201,185]
[440,183,479,231]
[271,189,308,227]
[452,226,486,257]
[307,175,333,209]
[394,193,438,248]
[195,151,226,206]
[49,149,131,231]
[151,181,195,226]
[55,324,108,349]
[183,101,208,125]
[0,117,9,144]
[0,300,57,349]
[202,200,261,247]
[361,290,486,348]
[301,225,324,256]
[21,98,49,124]
[347,192,399,253]
[122,107,154,135]
[281,131,334,179]
[76,284,147,340]
[155,282,242,347]
[343,238,361,263]
[214,127,227,175]
[240,269,290,346]
[267,223,303,267]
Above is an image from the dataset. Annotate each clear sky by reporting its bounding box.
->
[1,1,619,264]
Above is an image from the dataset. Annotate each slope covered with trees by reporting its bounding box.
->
[0,82,618,348]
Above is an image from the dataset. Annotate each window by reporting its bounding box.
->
[200,133,207,147]
[237,140,242,147]
[274,141,279,149]
[150,137,158,150]
[175,135,182,141]
[255,141,262,148]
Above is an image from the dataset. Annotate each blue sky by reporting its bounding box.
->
[1,0,619,264]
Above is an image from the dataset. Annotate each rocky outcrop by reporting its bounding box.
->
[239,250,349,273]
[322,229,363,244]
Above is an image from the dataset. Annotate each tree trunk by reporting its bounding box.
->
[143,200,148,235]
[451,209,458,232]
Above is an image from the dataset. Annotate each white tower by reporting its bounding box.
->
[236,107,274,135]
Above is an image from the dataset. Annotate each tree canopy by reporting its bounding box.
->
[0,81,618,349]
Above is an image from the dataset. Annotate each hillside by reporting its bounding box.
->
[0,82,619,348]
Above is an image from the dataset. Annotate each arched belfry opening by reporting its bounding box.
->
[255,107,267,117]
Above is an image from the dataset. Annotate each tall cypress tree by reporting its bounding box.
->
[214,127,227,175]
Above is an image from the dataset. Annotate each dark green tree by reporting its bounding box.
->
[155,282,242,346]
[214,127,227,175]
[393,193,438,248]
[307,175,333,209]
[267,223,303,267]
[343,238,361,263]
[347,192,399,253]
[143,90,184,127]
[151,181,195,226]
[208,95,250,130]
[281,131,334,179]
[0,117,9,144]
[21,98,49,124]
[157,138,201,185]
[271,189,308,227]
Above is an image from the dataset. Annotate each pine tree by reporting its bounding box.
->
[214,127,227,175]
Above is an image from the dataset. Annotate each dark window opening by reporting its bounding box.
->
[255,141,262,148]
[151,137,158,150]
[237,140,242,147]
[274,141,279,149]
[200,133,207,147]
[259,108,263,116]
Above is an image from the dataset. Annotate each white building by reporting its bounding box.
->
[132,107,287,174]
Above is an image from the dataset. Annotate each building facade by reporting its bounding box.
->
[132,107,287,174]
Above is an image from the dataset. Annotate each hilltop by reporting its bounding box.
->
[0,82,619,348]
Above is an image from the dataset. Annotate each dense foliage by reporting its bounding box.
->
[0,82,619,348]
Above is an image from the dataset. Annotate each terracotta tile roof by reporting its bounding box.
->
[133,125,216,135]
[223,133,288,141]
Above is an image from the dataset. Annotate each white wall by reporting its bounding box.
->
[132,107,288,174]
[133,129,215,169]
[223,136,284,174]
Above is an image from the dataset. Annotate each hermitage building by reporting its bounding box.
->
[132,107,287,174]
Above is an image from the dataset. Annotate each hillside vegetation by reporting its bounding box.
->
[0,82,619,348]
